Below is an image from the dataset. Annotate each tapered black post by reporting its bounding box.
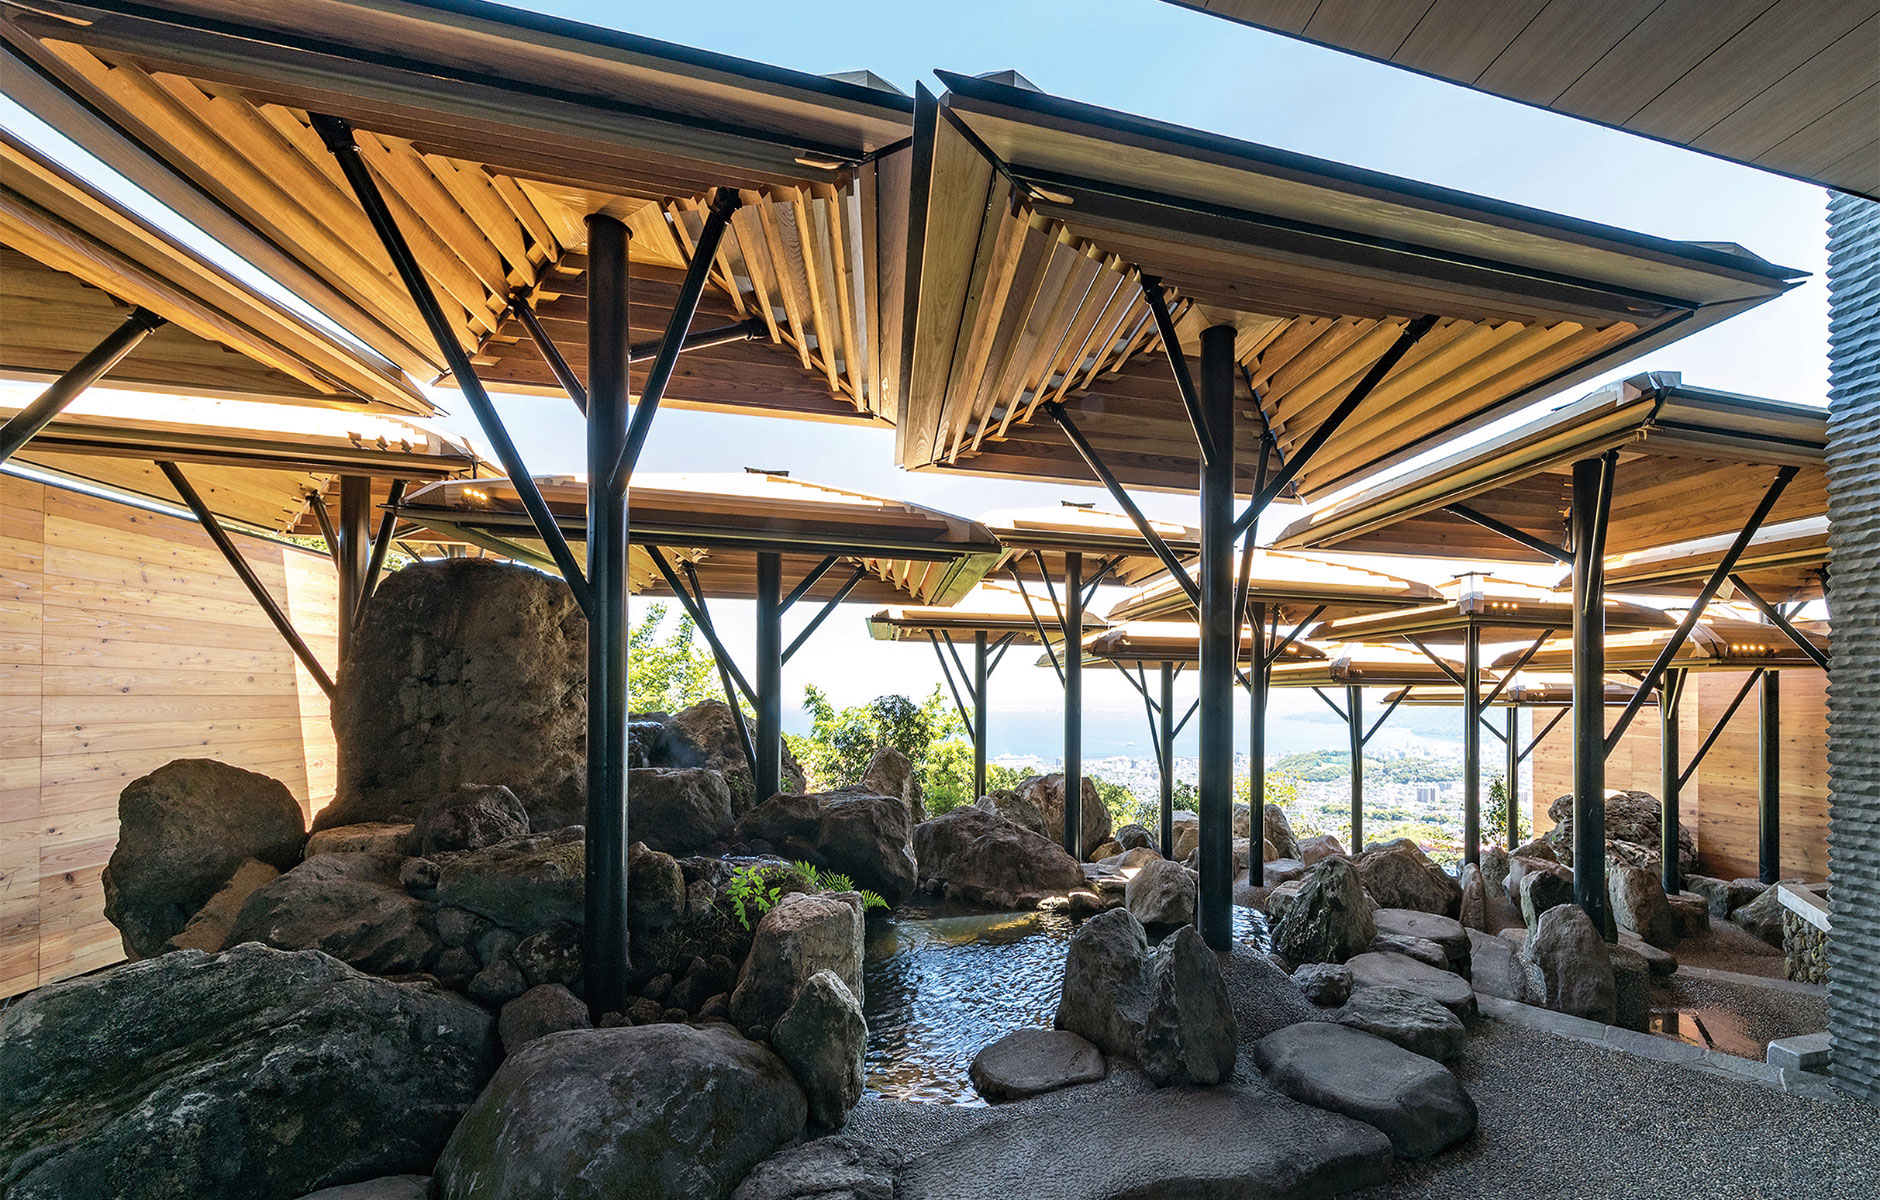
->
[1063,551,1084,858]
[1463,621,1482,866]
[1248,600,1268,886]
[1197,324,1237,950]
[335,477,371,663]
[1348,684,1365,853]
[973,630,989,800]
[1760,670,1781,884]
[1160,662,1176,855]
[1571,456,1612,934]
[756,551,784,805]
[1661,670,1684,895]
[0,307,165,464]
[1506,706,1521,849]
[584,213,632,1019]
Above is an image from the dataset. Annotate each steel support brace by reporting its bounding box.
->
[782,565,867,663]
[0,307,166,464]
[1160,662,1176,856]
[307,492,342,572]
[1506,706,1521,849]
[335,477,372,662]
[159,462,334,698]
[1348,683,1365,853]
[1042,400,1199,604]
[783,555,840,611]
[313,114,590,612]
[974,631,990,800]
[1063,551,1084,858]
[1140,276,1211,465]
[1011,567,1064,684]
[1571,454,1615,934]
[1247,601,1268,888]
[1660,670,1686,894]
[1197,325,1237,949]
[929,633,974,732]
[1443,504,1571,564]
[513,295,588,413]
[583,214,632,1018]
[1730,576,1830,669]
[1521,707,1570,765]
[648,549,757,706]
[1760,670,1781,884]
[1463,622,1482,866]
[1681,669,1764,789]
[755,551,784,805]
[355,479,408,630]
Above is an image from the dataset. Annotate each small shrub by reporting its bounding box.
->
[726,860,887,930]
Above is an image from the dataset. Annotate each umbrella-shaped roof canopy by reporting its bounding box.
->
[4,391,478,532]
[1076,621,1327,668]
[1274,373,1827,561]
[898,73,1800,496]
[1499,617,1829,673]
[0,125,428,412]
[1268,643,1481,688]
[1106,549,1440,625]
[3,0,914,423]
[866,580,1106,644]
[1308,574,1674,645]
[399,470,1001,606]
[978,502,1200,587]
[1597,515,1829,603]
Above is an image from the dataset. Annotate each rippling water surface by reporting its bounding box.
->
[861,899,1270,1104]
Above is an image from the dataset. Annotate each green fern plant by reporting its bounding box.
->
[726,863,784,930]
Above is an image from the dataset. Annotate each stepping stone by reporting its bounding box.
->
[1346,951,1476,1019]
[968,1029,1106,1102]
[1253,1023,1477,1160]
[896,1084,1391,1200]
[1335,985,1467,1062]
[1373,908,1470,976]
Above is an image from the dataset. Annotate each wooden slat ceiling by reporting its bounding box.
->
[979,503,1201,586]
[1076,621,1328,667]
[397,471,1002,606]
[1165,0,1880,200]
[1106,548,1440,625]
[1308,578,1675,643]
[1268,643,1478,686]
[0,127,429,411]
[1275,374,1828,560]
[1384,680,1655,707]
[900,73,1802,498]
[866,581,1106,643]
[1,0,915,424]
[1502,616,1830,671]
[4,394,478,531]
[1598,515,1829,602]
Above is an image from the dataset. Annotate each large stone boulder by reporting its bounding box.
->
[973,789,1046,836]
[1016,773,1111,859]
[729,891,864,1033]
[166,858,280,953]
[1263,804,1301,860]
[1168,811,1200,861]
[630,767,736,855]
[1608,862,1679,949]
[1334,985,1467,1063]
[732,1137,898,1200]
[498,983,591,1055]
[1517,861,1577,928]
[0,944,495,1200]
[969,1028,1106,1102]
[1355,842,1460,916]
[912,806,1085,909]
[227,852,441,976]
[1299,833,1347,865]
[1545,790,1697,876]
[1457,863,1489,932]
[409,783,531,857]
[1730,882,1790,947]
[857,745,926,825]
[1372,908,1470,978]
[769,969,866,1129]
[1115,822,1157,852]
[1253,1023,1476,1160]
[1466,928,1528,1001]
[1272,857,1376,965]
[1054,909,1236,1086]
[295,1178,432,1200]
[668,699,805,814]
[1608,942,1652,1032]
[1293,962,1355,1007]
[1685,873,1765,917]
[433,828,585,934]
[1124,858,1197,931]
[1519,903,1616,1024]
[306,821,414,857]
[102,758,306,958]
[321,558,587,832]
[736,789,918,905]
[435,1023,806,1200]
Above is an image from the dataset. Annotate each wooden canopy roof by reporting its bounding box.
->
[3,0,915,424]
[979,502,1200,586]
[1383,680,1653,708]
[1267,643,1478,688]
[898,72,1800,497]
[866,580,1105,644]
[1598,515,1829,603]
[1308,575,1674,644]
[0,126,428,412]
[397,471,1001,606]
[2,393,477,531]
[1164,1,1879,201]
[1274,374,1827,561]
[1500,617,1829,673]
[1072,621,1328,667]
[1105,549,1439,624]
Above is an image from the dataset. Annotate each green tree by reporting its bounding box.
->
[627,603,725,714]
[796,686,961,794]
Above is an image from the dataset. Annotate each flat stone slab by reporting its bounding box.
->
[1347,951,1476,1019]
[896,1084,1391,1200]
[1335,984,1467,1063]
[969,1028,1106,1102]
[1253,1022,1477,1160]
[1766,1032,1831,1074]
[1374,908,1469,975]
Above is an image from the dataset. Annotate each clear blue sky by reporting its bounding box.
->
[0,0,1831,760]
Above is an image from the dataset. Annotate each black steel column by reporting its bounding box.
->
[1570,456,1611,933]
[1661,670,1684,895]
[1506,706,1521,850]
[756,552,784,804]
[584,213,632,1018]
[1197,324,1237,950]
[1160,661,1176,855]
[0,307,165,464]
[1248,601,1268,885]
[1063,551,1084,858]
[1761,670,1782,884]
[1463,621,1482,866]
[1348,683,1364,853]
[973,630,989,800]
[335,476,372,663]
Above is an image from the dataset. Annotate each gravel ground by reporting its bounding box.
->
[1651,970,1828,1058]
[1672,921,1788,977]
[1358,1018,1880,1200]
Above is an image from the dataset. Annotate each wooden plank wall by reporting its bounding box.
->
[1,476,337,999]
[1529,669,1830,882]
